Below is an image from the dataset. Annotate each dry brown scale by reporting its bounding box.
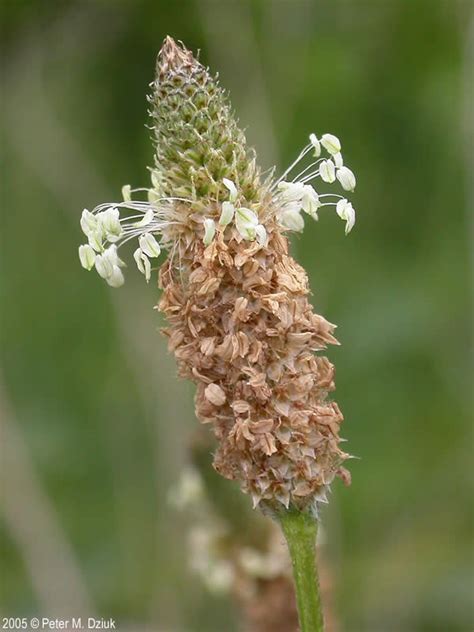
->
[158,207,350,512]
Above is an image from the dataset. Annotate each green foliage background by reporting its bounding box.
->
[1,1,472,630]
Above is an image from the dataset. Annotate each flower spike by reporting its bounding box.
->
[78,38,356,519]
[78,39,359,632]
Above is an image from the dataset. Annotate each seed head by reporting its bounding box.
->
[78,37,357,515]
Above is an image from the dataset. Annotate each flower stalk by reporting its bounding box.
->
[279,509,324,632]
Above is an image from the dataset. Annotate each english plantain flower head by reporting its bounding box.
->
[78,37,357,515]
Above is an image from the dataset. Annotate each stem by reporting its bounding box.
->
[279,508,324,632]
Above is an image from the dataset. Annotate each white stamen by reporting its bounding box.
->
[273,143,313,189]
[219,201,235,227]
[278,181,306,202]
[78,244,96,270]
[235,207,259,241]
[88,232,103,253]
[255,224,268,246]
[203,218,216,246]
[336,198,356,234]
[309,133,321,157]
[106,266,125,288]
[139,233,161,257]
[223,178,238,202]
[97,207,123,242]
[133,248,151,282]
[135,208,155,227]
[336,166,356,192]
[333,152,344,168]
[319,159,336,183]
[80,209,97,236]
[301,185,321,219]
[292,159,324,183]
[122,184,132,202]
[95,253,114,280]
[280,207,304,232]
[321,133,341,155]
[273,134,358,236]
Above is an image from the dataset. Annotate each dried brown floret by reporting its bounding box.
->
[158,209,349,512]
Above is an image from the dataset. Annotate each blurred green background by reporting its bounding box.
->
[1,0,472,630]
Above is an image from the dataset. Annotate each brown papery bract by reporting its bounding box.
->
[159,219,350,512]
[154,38,350,513]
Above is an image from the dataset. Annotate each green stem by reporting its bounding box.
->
[279,508,324,632]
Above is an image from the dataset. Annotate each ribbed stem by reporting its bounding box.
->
[279,509,324,632]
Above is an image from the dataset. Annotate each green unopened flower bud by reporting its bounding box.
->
[151,37,261,207]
